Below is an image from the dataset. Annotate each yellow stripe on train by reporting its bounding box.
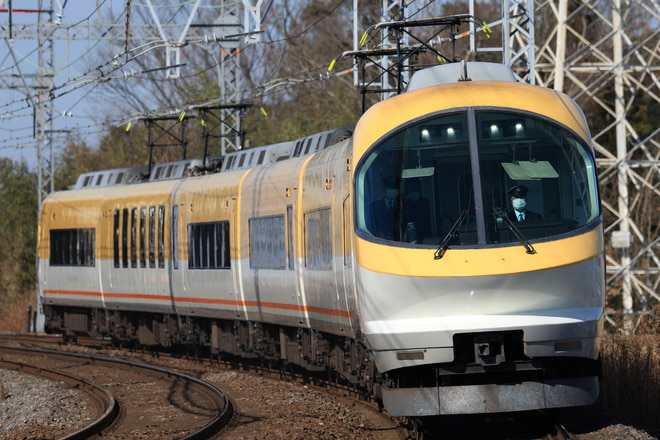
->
[355,226,603,277]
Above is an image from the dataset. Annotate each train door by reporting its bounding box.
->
[288,201,310,328]
[299,143,355,336]
[170,177,241,321]
[238,163,308,328]
[340,192,359,336]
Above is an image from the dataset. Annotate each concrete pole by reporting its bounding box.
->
[613,0,633,319]
[553,0,567,92]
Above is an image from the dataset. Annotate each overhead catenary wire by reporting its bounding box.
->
[0,0,451,154]
[0,1,358,149]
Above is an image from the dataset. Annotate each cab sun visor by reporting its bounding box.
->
[501,161,558,180]
[402,167,435,178]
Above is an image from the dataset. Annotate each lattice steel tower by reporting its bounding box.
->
[535,0,659,324]
[0,0,263,203]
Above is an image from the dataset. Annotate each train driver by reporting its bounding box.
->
[367,176,399,240]
[402,179,431,243]
[507,185,543,222]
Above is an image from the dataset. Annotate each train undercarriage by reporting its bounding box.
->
[43,305,382,398]
[44,305,601,416]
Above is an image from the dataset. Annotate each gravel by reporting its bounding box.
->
[202,370,395,440]
[2,366,658,440]
[0,370,93,440]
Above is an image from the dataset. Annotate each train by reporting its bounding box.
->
[38,60,605,417]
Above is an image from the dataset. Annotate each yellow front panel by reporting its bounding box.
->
[353,81,591,161]
[356,226,603,277]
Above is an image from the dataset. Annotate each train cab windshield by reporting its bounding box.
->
[355,109,600,247]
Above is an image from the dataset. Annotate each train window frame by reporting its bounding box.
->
[249,215,287,270]
[187,221,230,270]
[122,208,129,268]
[50,228,96,267]
[158,205,165,268]
[287,205,294,270]
[304,207,332,270]
[140,207,147,268]
[343,195,352,267]
[354,108,600,248]
[130,207,138,268]
[149,206,156,268]
[172,205,179,270]
[113,210,120,268]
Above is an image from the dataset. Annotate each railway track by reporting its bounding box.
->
[0,355,117,440]
[1,334,579,440]
[1,334,409,439]
[0,344,231,440]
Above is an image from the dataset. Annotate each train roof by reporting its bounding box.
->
[70,125,354,190]
[406,62,517,92]
[74,166,149,190]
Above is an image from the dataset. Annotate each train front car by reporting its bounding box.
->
[352,62,604,416]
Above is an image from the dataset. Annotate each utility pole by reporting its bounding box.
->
[1,1,264,204]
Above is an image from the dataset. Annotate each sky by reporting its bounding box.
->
[0,0,458,171]
[0,1,134,168]
[0,0,238,170]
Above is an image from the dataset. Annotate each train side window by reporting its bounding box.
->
[149,206,156,268]
[113,210,120,268]
[249,215,286,269]
[304,138,313,155]
[188,221,230,269]
[172,205,179,270]
[50,228,95,267]
[293,140,304,157]
[225,156,235,170]
[82,229,95,266]
[287,205,294,270]
[130,208,138,268]
[304,207,332,269]
[140,207,147,268]
[158,205,165,268]
[122,208,129,268]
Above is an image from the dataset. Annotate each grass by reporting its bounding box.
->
[0,297,34,334]
[599,310,660,429]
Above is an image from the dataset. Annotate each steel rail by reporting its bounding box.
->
[0,344,232,440]
[0,353,118,440]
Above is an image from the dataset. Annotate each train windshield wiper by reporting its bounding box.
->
[434,209,469,260]
[493,207,536,255]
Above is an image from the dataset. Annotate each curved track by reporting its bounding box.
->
[0,354,117,440]
[0,344,232,439]
[2,335,577,440]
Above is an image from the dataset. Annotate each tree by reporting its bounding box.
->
[0,159,38,327]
